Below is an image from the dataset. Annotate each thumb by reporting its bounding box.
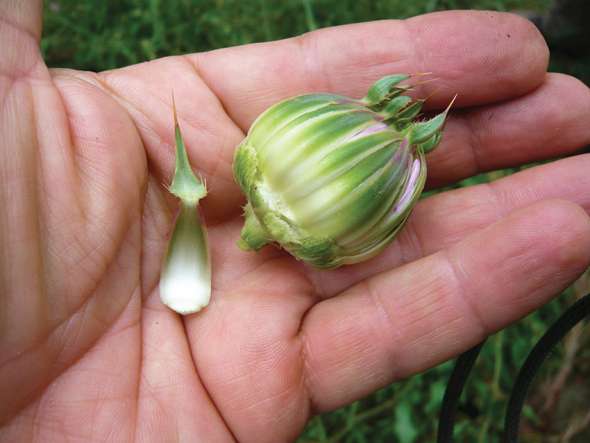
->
[1,0,43,78]
[1,0,42,41]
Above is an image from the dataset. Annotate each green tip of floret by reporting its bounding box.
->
[363,74,410,109]
[408,95,456,152]
[381,96,412,118]
[168,96,207,205]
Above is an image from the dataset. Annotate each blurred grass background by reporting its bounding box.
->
[41,1,590,442]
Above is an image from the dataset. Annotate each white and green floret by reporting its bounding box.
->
[159,101,211,314]
[233,74,454,268]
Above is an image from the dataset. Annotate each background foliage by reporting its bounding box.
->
[42,1,590,442]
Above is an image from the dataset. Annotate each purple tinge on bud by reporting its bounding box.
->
[386,138,412,182]
[391,157,422,218]
[348,122,389,141]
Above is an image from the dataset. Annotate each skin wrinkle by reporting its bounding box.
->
[112,279,141,443]
[361,279,405,381]
[443,247,495,336]
[61,229,111,303]
[135,367,181,443]
[486,177,522,218]
[402,312,462,368]
[54,281,140,373]
[94,72,166,143]
[140,259,177,309]
[181,54,243,183]
[403,21,426,82]
[66,320,140,442]
[300,287,384,413]
[0,0,43,39]
[0,216,140,426]
[53,304,92,369]
[30,343,138,442]
[301,266,330,300]
[31,408,72,443]
[1,80,46,350]
[396,215,425,266]
[230,378,299,414]
[405,184,500,266]
[223,255,300,294]
[180,316,238,443]
[2,323,86,427]
[139,189,171,301]
[408,181,505,263]
[0,15,38,45]
[44,198,84,281]
[0,18,42,82]
[463,107,490,175]
[294,31,332,95]
[74,210,130,308]
[188,52,245,133]
[43,100,87,223]
[374,274,448,379]
[296,327,317,417]
[398,288,446,333]
[290,267,322,417]
[88,374,100,442]
[27,397,42,443]
[30,77,51,336]
[0,64,40,115]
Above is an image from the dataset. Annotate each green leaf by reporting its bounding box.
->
[394,403,418,443]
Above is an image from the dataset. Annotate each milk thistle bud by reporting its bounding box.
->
[233,74,453,268]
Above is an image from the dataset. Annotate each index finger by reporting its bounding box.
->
[193,10,549,130]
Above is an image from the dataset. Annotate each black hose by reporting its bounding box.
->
[436,292,590,443]
[502,293,590,443]
[437,340,486,443]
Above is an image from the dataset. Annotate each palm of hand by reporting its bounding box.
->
[2,4,590,443]
[2,23,316,443]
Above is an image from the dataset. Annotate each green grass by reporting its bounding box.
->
[41,1,590,442]
[42,0,552,71]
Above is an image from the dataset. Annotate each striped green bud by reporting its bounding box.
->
[233,74,453,268]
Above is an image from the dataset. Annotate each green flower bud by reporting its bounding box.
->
[233,74,453,268]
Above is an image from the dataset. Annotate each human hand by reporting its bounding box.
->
[1,2,590,441]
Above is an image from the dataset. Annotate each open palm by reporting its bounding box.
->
[2,2,590,442]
